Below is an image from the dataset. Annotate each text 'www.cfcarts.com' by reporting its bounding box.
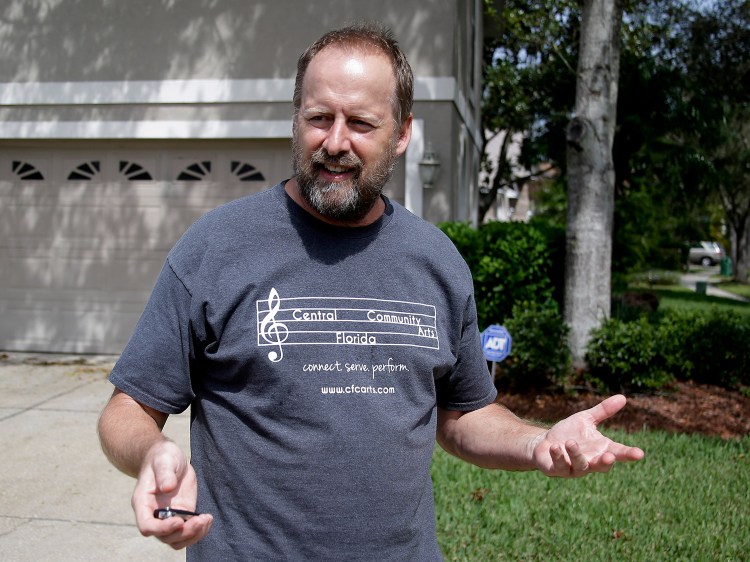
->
[321,385,396,395]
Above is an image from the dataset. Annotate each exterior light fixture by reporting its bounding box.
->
[418,142,441,189]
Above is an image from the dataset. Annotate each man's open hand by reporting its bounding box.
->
[531,395,645,477]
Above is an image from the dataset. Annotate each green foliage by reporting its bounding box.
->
[439,220,569,391]
[618,0,750,276]
[482,0,749,277]
[585,318,675,393]
[433,431,750,561]
[584,304,750,393]
[658,308,750,390]
[473,222,555,327]
[438,221,557,328]
[654,311,696,377]
[496,301,571,390]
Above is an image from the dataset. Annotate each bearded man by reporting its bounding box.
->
[98,23,643,561]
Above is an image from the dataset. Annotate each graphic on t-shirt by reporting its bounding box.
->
[258,288,290,361]
[257,287,439,362]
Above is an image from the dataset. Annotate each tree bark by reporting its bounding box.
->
[735,218,749,282]
[564,0,623,368]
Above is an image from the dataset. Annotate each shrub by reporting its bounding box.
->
[584,317,675,393]
[659,308,750,390]
[585,309,750,393]
[653,311,696,379]
[438,221,557,328]
[495,301,571,391]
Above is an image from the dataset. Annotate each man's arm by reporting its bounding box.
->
[436,395,644,477]
[98,389,213,549]
[98,389,169,477]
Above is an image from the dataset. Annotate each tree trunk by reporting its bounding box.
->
[564,0,623,368]
[735,218,750,283]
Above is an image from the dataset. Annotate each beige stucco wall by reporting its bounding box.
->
[0,0,458,82]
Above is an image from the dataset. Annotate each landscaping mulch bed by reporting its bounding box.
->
[498,381,750,440]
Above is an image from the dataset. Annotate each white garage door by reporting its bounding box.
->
[0,141,291,354]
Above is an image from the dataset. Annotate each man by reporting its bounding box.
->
[98,23,644,560]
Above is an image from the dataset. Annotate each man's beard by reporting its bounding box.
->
[292,134,398,223]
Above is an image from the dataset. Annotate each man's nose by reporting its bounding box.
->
[323,118,352,155]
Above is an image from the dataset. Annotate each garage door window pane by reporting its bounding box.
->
[231,161,265,182]
[68,161,101,180]
[177,161,212,181]
[12,160,45,180]
[119,161,153,181]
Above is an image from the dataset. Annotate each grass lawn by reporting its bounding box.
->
[716,281,750,300]
[627,274,750,315]
[650,286,750,315]
[432,430,750,561]
[447,272,750,559]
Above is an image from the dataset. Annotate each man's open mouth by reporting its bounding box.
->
[324,164,352,174]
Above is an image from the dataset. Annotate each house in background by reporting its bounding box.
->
[0,0,484,354]
[480,130,560,223]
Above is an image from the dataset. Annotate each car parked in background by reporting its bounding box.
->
[688,241,725,266]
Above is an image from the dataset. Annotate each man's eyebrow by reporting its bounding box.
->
[302,107,385,125]
[300,106,328,117]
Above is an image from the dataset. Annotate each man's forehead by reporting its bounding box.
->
[301,46,395,104]
[308,43,391,73]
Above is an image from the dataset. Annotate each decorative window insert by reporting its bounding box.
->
[119,161,153,180]
[68,161,101,180]
[177,161,211,181]
[12,161,44,180]
[231,161,265,182]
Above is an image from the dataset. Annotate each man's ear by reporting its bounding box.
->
[395,114,413,156]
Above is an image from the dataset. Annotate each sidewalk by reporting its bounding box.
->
[0,353,189,562]
[680,270,750,302]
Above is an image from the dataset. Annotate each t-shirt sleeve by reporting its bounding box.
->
[108,259,195,415]
[435,293,497,411]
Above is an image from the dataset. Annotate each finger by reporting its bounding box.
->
[584,394,627,425]
[565,440,590,473]
[137,512,185,538]
[610,443,646,462]
[549,443,570,474]
[587,451,616,473]
[162,514,213,550]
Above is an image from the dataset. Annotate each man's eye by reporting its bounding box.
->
[351,120,374,131]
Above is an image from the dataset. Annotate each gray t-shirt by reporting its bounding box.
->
[110,181,497,561]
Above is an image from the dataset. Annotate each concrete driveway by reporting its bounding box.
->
[0,353,189,562]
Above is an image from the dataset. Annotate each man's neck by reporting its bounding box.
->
[284,178,385,227]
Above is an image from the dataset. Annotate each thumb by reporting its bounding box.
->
[585,394,627,425]
[149,441,185,494]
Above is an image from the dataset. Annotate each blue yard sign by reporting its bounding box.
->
[481,324,512,362]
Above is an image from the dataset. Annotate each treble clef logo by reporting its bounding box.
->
[259,288,289,362]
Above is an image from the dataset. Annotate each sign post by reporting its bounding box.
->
[481,324,512,378]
